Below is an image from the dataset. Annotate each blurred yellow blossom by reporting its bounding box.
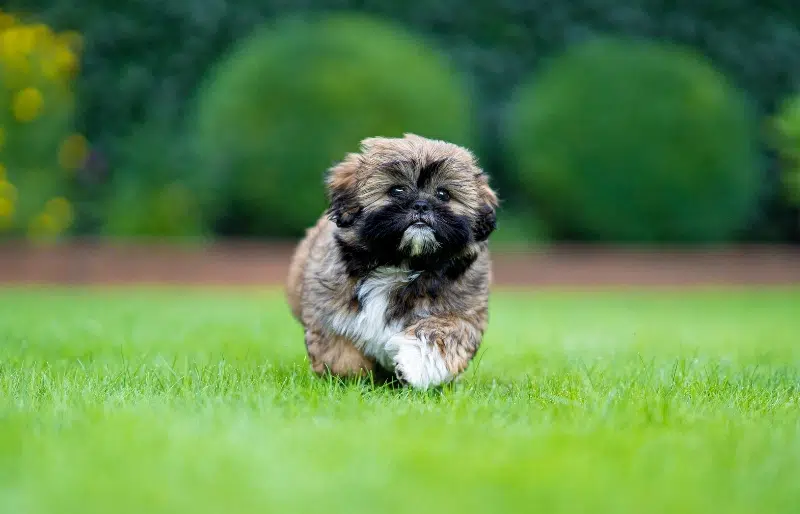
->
[58,133,88,170]
[0,12,81,238]
[0,12,16,30]
[12,87,44,122]
[0,36,31,83]
[1,26,36,57]
[0,197,13,216]
[44,196,74,228]
[0,180,17,203]
[54,45,78,76]
[1,21,80,86]
[28,211,59,238]
[30,23,55,49]
[0,198,14,229]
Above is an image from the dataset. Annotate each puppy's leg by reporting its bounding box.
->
[388,315,484,390]
[305,329,386,381]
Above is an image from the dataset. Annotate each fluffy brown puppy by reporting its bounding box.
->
[286,133,498,389]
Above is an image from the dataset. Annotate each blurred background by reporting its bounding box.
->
[0,1,799,284]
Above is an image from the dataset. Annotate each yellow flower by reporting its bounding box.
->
[28,211,60,239]
[40,44,79,82]
[54,45,78,76]
[1,28,31,81]
[44,196,74,227]
[58,133,88,170]
[1,26,35,58]
[30,23,54,51]
[0,197,13,219]
[0,13,17,32]
[12,87,44,122]
[0,180,16,202]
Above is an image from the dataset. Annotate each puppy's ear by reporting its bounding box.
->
[325,153,362,228]
[473,173,498,242]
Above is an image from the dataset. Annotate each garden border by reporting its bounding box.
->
[0,241,798,288]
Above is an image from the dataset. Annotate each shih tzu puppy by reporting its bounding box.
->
[286,133,498,389]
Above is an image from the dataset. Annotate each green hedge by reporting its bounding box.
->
[191,14,475,237]
[7,0,800,241]
[99,116,214,239]
[505,38,761,243]
[772,95,800,209]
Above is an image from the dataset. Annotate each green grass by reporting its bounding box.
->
[1,287,798,514]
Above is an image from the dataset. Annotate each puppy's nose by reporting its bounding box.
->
[412,199,431,213]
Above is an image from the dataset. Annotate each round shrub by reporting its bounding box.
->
[772,94,800,208]
[192,14,475,237]
[0,11,85,241]
[505,38,761,243]
[100,118,213,240]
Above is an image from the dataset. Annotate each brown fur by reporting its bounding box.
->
[305,329,376,377]
[286,133,498,388]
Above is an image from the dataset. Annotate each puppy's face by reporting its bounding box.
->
[326,134,497,264]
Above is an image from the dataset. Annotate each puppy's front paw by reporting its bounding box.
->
[389,335,452,390]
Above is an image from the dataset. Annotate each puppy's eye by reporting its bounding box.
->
[388,185,407,197]
[435,188,451,202]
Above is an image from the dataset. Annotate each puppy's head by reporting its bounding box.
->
[326,133,497,263]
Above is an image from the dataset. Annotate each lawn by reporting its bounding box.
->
[0,287,798,514]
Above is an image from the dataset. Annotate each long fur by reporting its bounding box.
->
[286,133,498,389]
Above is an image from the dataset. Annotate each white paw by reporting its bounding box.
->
[388,334,452,390]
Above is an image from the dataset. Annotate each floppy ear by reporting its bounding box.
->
[325,153,362,228]
[473,173,498,242]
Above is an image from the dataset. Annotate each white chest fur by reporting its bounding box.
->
[325,266,453,389]
[327,267,417,369]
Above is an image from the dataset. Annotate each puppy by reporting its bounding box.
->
[286,133,498,389]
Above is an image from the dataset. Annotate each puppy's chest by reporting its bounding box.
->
[329,267,423,346]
